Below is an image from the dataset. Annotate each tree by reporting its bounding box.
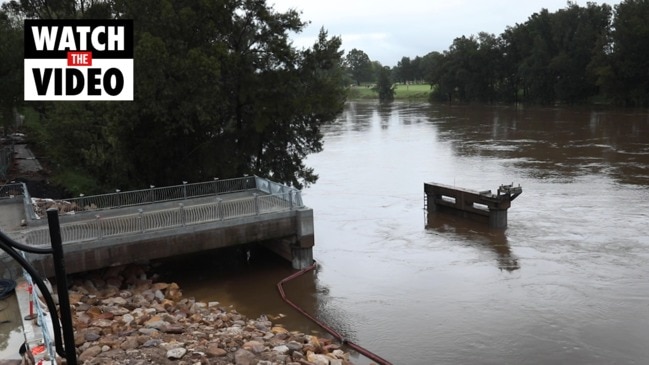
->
[14,0,347,191]
[374,66,395,102]
[501,25,528,103]
[437,35,481,102]
[601,0,649,106]
[474,32,504,103]
[548,2,612,103]
[0,7,23,135]
[419,51,443,87]
[344,48,373,85]
[517,9,556,104]
[394,56,413,83]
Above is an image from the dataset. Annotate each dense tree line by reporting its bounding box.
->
[0,10,22,134]
[345,0,649,106]
[0,0,347,193]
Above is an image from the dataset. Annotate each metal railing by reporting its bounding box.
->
[1,181,36,222]
[255,176,303,207]
[62,176,257,213]
[23,187,304,246]
[0,182,23,199]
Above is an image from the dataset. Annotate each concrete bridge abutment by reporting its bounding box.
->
[2,177,318,277]
[27,206,316,277]
[263,208,314,269]
[292,208,315,269]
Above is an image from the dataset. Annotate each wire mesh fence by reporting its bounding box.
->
[0,182,24,199]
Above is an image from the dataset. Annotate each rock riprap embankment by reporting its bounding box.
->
[64,265,352,365]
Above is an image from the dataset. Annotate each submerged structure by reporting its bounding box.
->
[424,182,522,228]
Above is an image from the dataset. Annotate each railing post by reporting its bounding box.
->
[213,177,219,196]
[179,203,186,226]
[21,182,36,221]
[96,215,103,239]
[138,209,144,233]
[116,189,121,207]
[254,193,259,215]
[150,185,155,203]
[289,190,294,209]
[46,209,78,365]
[182,181,188,200]
[79,193,84,210]
[216,198,223,220]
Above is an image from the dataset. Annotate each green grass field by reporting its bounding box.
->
[393,84,432,99]
[347,83,432,100]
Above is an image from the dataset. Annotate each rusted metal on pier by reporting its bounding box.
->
[424,182,522,228]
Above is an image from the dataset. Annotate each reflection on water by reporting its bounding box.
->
[431,104,649,185]
[426,212,519,272]
[154,246,325,335]
[308,101,649,364]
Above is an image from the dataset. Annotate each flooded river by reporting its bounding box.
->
[168,101,649,364]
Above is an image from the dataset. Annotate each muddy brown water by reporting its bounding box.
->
[164,102,649,364]
[162,102,649,364]
[4,101,649,364]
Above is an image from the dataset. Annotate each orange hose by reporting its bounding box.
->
[277,261,393,365]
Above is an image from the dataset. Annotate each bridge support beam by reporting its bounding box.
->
[295,209,314,248]
[293,209,315,269]
[489,209,508,229]
[262,209,315,269]
[291,247,313,269]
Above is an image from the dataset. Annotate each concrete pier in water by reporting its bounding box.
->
[424,182,522,228]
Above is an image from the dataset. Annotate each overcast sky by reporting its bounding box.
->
[270,0,622,67]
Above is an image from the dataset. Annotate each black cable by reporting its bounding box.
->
[0,278,16,299]
[0,254,14,281]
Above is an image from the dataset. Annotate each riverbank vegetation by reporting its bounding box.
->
[0,0,347,193]
[344,1,649,106]
[348,84,430,101]
[3,1,649,193]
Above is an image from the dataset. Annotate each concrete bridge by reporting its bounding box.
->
[0,176,314,277]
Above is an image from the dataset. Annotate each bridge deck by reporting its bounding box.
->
[0,199,26,233]
[35,190,260,224]
[19,188,296,246]
[1,176,314,277]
